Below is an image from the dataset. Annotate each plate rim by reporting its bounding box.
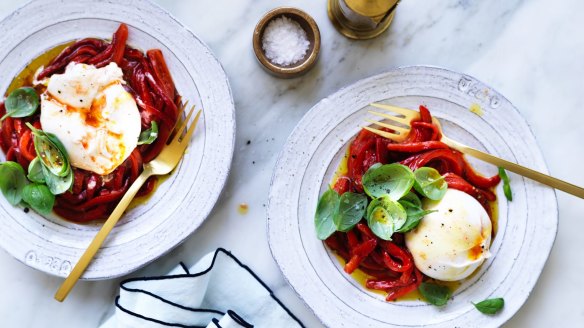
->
[266,65,559,327]
[0,0,236,280]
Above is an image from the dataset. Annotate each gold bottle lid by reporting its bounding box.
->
[345,0,398,18]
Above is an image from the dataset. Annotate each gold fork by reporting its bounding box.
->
[364,103,584,198]
[54,103,202,302]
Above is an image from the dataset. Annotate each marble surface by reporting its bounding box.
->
[0,0,582,327]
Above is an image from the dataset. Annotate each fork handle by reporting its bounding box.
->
[54,169,152,302]
[443,137,584,199]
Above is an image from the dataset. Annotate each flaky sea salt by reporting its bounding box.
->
[262,16,310,66]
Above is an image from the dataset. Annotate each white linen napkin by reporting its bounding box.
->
[99,248,304,328]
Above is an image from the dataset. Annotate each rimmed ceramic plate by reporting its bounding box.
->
[267,66,557,327]
[0,0,234,279]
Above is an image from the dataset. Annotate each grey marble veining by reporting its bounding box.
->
[0,0,582,327]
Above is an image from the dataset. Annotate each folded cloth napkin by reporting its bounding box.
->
[100,248,304,328]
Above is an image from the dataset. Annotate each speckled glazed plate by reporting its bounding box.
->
[267,66,557,327]
[0,0,234,279]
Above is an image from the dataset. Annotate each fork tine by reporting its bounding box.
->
[368,110,410,125]
[365,119,409,134]
[370,103,418,118]
[179,109,202,144]
[165,101,189,144]
[172,105,195,143]
[171,100,189,133]
[363,126,401,142]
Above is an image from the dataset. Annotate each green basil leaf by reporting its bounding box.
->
[334,192,367,232]
[498,167,512,201]
[473,297,504,314]
[366,195,407,240]
[362,163,415,201]
[314,188,340,240]
[400,191,422,207]
[0,161,28,205]
[419,282,451,306]
[413,167,447,200]
[1,87,39,120]
[27,123,70,177]
[138,121,158,145]
[27,157,45,183]
[397,202,436,233]
[42,164,73,195]
[395,192,436,232]
[21,183,55,215]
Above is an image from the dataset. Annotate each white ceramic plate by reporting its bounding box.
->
[0,0,234,279]
[268,66,557,327]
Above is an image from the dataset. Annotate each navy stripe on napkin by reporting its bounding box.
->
[114,248,305,328]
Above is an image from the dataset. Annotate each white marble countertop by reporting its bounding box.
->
[1,0,583,327]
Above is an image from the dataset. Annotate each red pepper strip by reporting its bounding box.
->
[359,257,387,271]
[332,176,352,194]
[366,277,408,290]
[75,188,125,210]
[462,160,501,189]
[385,268,423,301]
[53,204,109,222]
[147,49,176,100]
[84,174,100,200]
[137,176,157,197]
[18,130,36,162]
[347,129,378,192]
[359,267,400,280]
[399,267,413,285]
[385,280,419,301]
[380,241,413,272]
[369,250,387,267]
[444,173,496,202]
[5,147,15,161]
[375,135,391,164]
[346,230,359,250]
[386,141,449,153]
[113,164,126,190]
[412,122,441,141]
[344,239,377,274]
[38,38,105,79]
[57,190,86,206]
[145,72,177,112]
[353,239,378,257]
[356,223,376,240]
[13,118,24,135]
[325,233,349,256]
[94,24,128,67]
[419,105,432,123]
[401,149,464,175]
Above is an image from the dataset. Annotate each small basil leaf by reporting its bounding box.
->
[21,183,55,215]
[413,167,447,200]
[27,157,45,183]
[396,199,436,233]
[419,282,451,306]
[473,297,504,314]
[366,195,406,240]
[42,164,73,195]
[362,163,415,201]
[400,191,422,207]
[0,161,28,205]
[27,123,70,177]
[138,121,158,145]
[498,167,512,201]
[334,192,367,232]
[1,87,39,120]
[314,188,340,240]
